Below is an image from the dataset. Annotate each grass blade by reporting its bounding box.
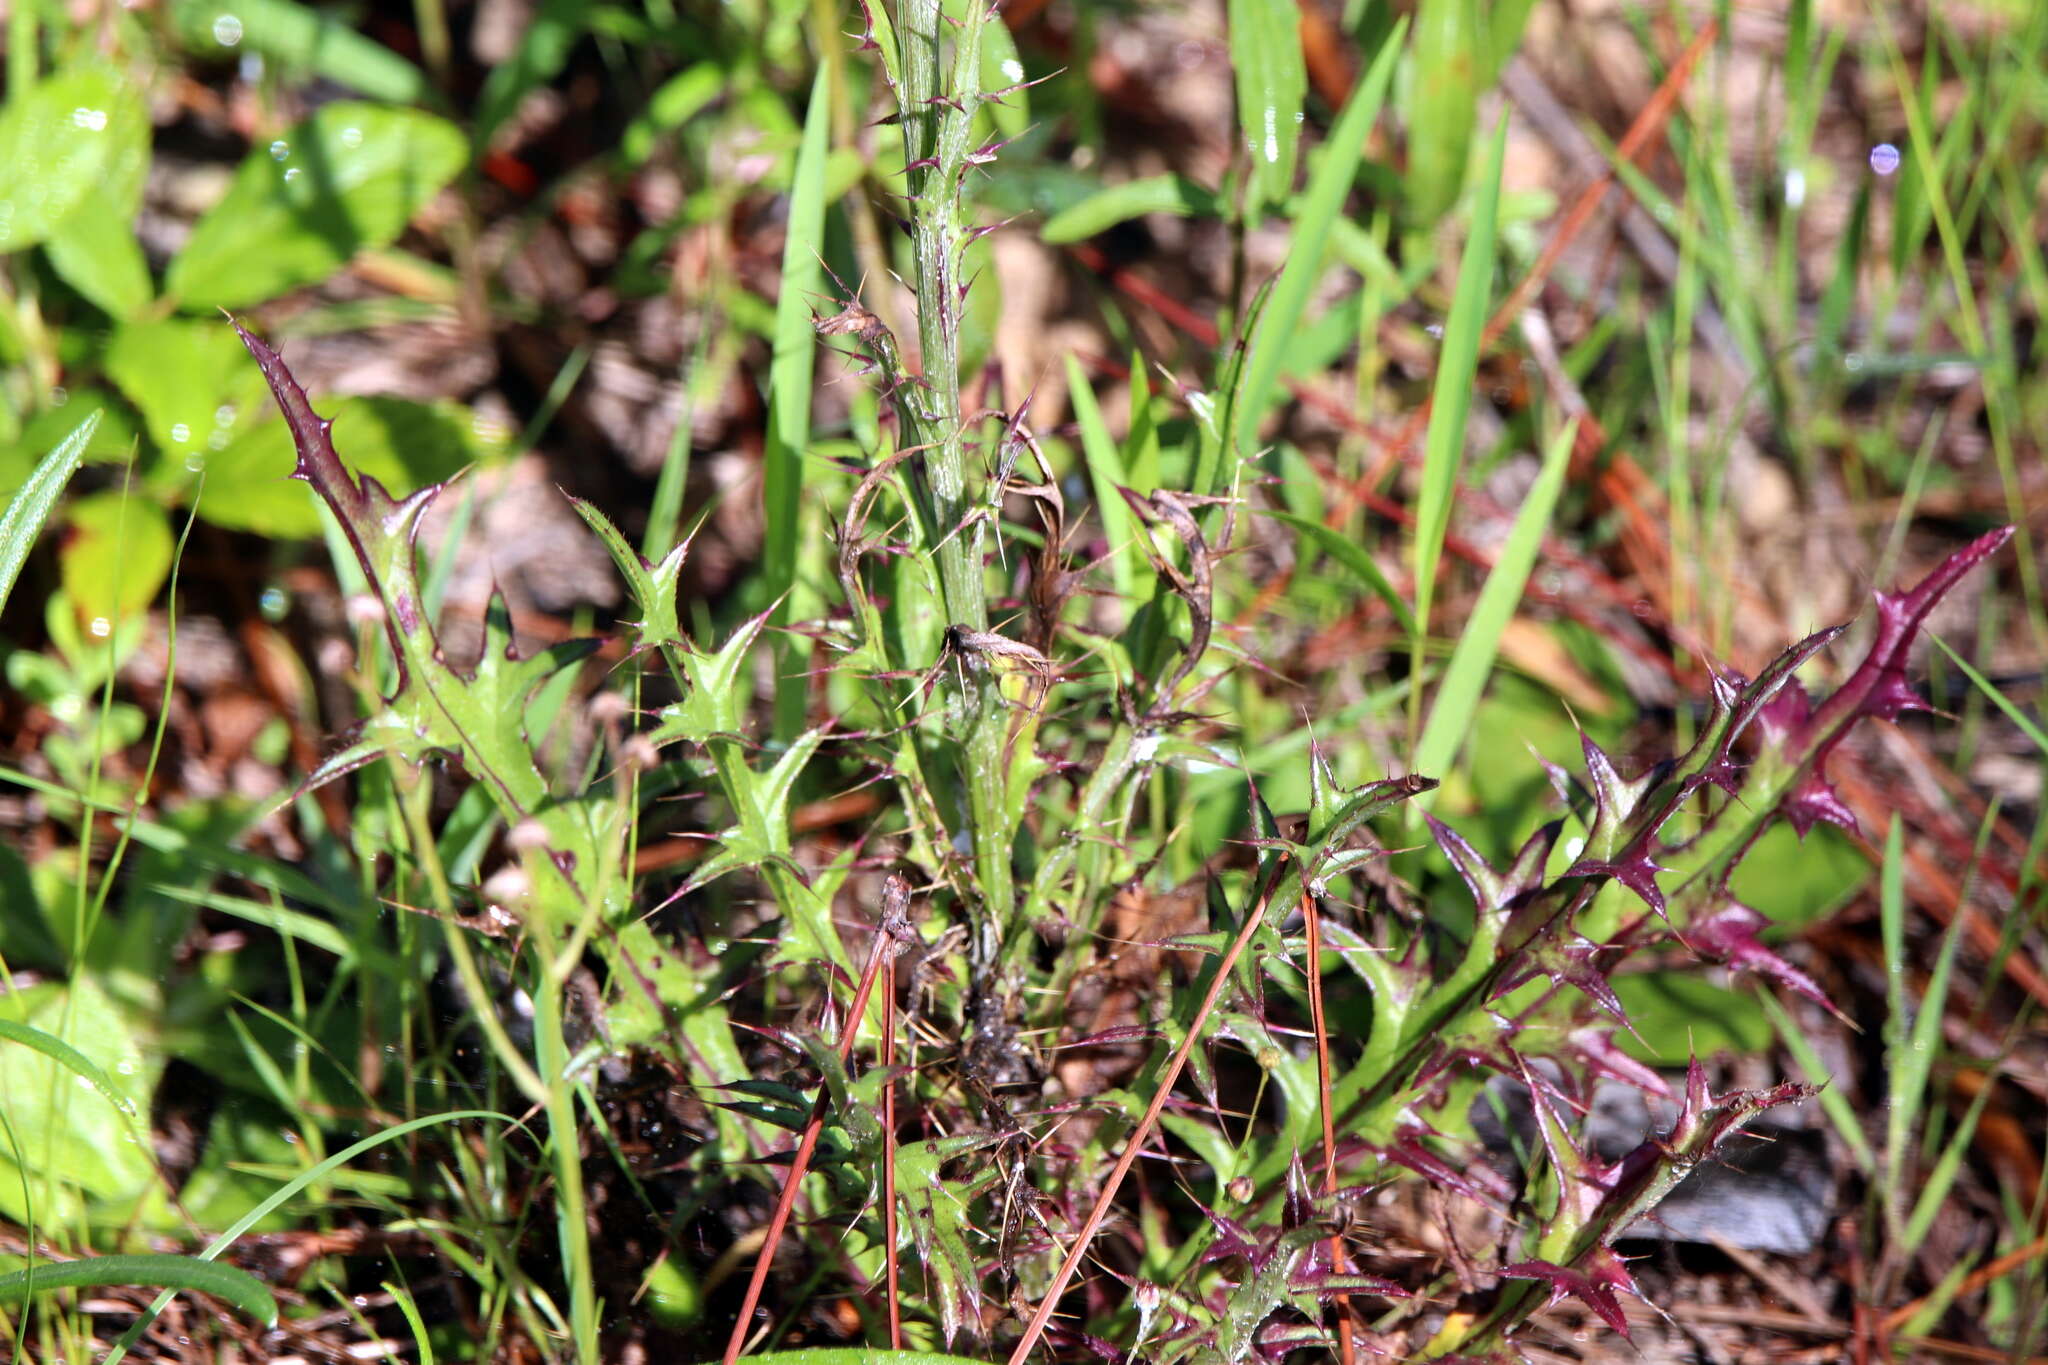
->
[1066,352,1145,606]
[0,1254,276,1326]
[763,61,832,610]
[1041,174,1222,244]
[0,409,101,615]
[1263,509,1415,635]
[1411,114,1509,701]
[1930,633,2046,753]
[0,1017,139,1120]
[103,1109,520,1365]
[1412,415,1577,787]
[1759,989,1875,1173]
[1234,23,1404,467]
[1227,0,1306,215]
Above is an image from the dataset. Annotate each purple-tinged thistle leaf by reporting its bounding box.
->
[1563,846,1670,916]
[1754,676,1811,749]
[1498,1250,1642,1337]
[1788,527,2013,803]
[1255,1320,1334,1359]
[1283,1151,1315,1232]
[1492,936,1630,1028]
[1568,1027,1668,1097]
[1781,775,1859,838]
[235,321,444,678]
[1579,735,1657,857]
[1428,818,1559,923]
[1374,1133,1513,1210]
[1289,1268,1407,1298]
[1681,898,1836,1011]
[1717,626,1843,752]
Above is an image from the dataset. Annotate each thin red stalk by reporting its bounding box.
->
[1005,871,1285,1365]
[723,879,908,1365]
[1304,894,1354,1365]
[882,954,903,1350]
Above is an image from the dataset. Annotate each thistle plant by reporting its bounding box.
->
[226,5,2020,1361]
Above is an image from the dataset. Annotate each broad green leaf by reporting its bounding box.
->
[45,183,153,318]
[199,396,507,538]
[1411,114,1507,642]
[167,104,465,309]
[1264,509,1415,635]
[171,0,429,103]
[1727,822,1868,929]
[1412,416,1576,789]
[1228,0,1307,214]
[1611,971,1772,1067]
[0,977,161,1222]
[0,68,146,253]
[1040,173,1223,244]
[41,72,151,316]
[104,317,272,472]
[1234,24,1403,464]
[58,491,175,626]
[0,410,99,616]
[1403,0,1482,227]
[0,1254,275,1326]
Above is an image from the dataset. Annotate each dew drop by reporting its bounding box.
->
[71,107,108,132]
[1869,142,1901,176]
[212,12,243,45]
[340,125,363,150]
[89,617,112,638]
[269,139,289,161]
[169,422,191,445]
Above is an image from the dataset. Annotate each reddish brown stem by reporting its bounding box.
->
[1005,871,1285,1365]
[722,877,911,1365]
[1304,893,1354,1365]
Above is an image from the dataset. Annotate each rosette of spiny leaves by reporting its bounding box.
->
[1397,528,2011,1353]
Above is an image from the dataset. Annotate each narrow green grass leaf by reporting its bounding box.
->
[1065,353,1142,605]
[763,62,832,609]
[0,410,100,615]
[1227,0,1306,214]
[0,1254,276,1327]
[104,1110,521,1365]
[1234,22,1404,464]
[1412,415,1576,786]
[1263,509,1415,635]
[1930,634,2046,753]
[1759,990,1875,1173]
[1901,1060,1997,1254]
[0,1017,138,1119]
[1040,174,1222,243]
[1411,114,1509,649]
[1403,0,1482,227]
